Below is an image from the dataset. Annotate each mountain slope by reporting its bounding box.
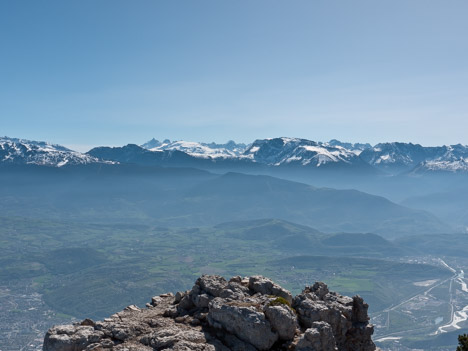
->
[3,135,468,175]
[87,144,258,170]
[401,188,468,232]
[172,173,449,237]
[90,138,378,174]
[413,159,468,173]
[0,165,448,236]
[411,144,468,173]
[359,142,436,174]
[360,142,468,174]
[141,138,247,158]
[215,218,407,256]
[243,137,371,169]
[0,136,108,167]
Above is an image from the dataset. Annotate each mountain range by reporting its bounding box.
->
[3,136,467,351]
[2,136,468,174]
[0,163,450,237]
[0,136,111,167]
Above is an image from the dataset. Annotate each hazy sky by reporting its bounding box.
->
[1,1,467,151]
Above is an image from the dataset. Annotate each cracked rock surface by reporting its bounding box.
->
[43,275,377,351]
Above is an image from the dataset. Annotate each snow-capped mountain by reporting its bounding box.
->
[360,142,468,174]
[359,142,433,173]
[243,137,367,168]
[0,136,111,167]
[438,144,468,160]
[140,138,171,150]
[140,139,248,158]
[410,144,468,173]
[92,137,370,171]
[4,135,468,174]
[326,139,372,154]
[107,137,468,173]
[414,159,468,173]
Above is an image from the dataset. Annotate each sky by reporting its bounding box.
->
[1,0,468,151]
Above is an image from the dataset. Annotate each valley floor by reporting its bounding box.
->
[1,216,467,351]
[2,256,468,351]
[373,257,468,350]
[0,279,75,351]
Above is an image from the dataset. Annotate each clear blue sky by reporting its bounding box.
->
[1,1,467,151]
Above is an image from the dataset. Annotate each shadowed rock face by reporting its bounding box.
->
[43,275,377,351]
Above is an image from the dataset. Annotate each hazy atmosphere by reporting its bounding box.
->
[2,0,468,150]
[2,2,468,351]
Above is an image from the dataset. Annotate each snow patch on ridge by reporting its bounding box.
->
[0,136,114,167]
[142,139,248,159]
[243,137,359,167]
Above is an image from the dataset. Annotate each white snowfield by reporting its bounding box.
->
[0,136,115,167]
[301,145,351,165]
[241,137,359,167]
[361,144,417,166]
[141,137,468,172]
[374,153,413,165]
[421,159,468,172]
[148,140,246,159]
[2,135,468,172]
[143,137,361,167]
[415,144,468,172]
[360,142,468,173]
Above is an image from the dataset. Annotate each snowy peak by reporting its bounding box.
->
[360,142,468,174]
[327,139,372,154]
[140,139,248,159]
[139,137,367,168]
[243,137,363,167]
[1,136,73,152]
[0,136,112,167]
[140,138,171,150]
[415,159,468,173]
[360,142,430,171]
[4,136,468,174]
[439,144,468,161]
[412,144,468,173]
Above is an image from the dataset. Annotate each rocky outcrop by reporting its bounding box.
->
[43,275,377,351]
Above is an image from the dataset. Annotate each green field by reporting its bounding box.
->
[0,216,452,320]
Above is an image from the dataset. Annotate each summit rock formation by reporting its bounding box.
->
[43,275,376,351]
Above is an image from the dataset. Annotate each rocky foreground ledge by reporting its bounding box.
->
[43,275,376,351]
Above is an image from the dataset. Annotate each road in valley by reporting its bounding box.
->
[374,258,467,341]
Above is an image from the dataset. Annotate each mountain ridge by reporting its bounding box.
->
[2,135,468,174]
[0,164,449,237]
[0,136,113,167]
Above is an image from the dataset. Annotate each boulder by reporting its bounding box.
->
[43,325,104,351]
[248,276,293,304]
[295,321,338,351]
[263,304,297,340]
[208,298,278,350]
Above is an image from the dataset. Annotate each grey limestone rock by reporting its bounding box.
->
[43,275,376,351]
[207,297,278,350]
[296,321,338,351]
[293,283,375,351]
[263,304,297,340]
[248,276,293,304]
[43,325,105,351]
